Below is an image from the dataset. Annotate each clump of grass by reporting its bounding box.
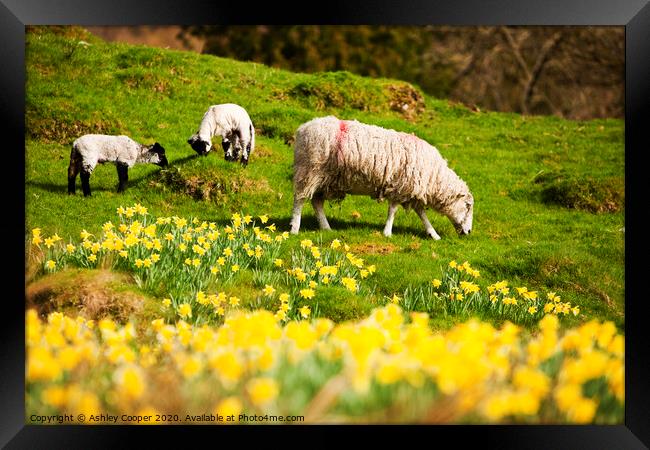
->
[26,108,122,144]
[533,170,624,213]
[309,286,374,323]
[287,72,426,121]
[151,166,232,202]
[26,25,96,41]
[384,82,426,120]
[25,268,148,321]
[287,71,387,112]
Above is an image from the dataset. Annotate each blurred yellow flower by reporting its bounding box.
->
[178,303,192,319]
[300,289,315,300]
[299,305,311,318]
[300,239,313,248]
[247,378,279,407]
[214,397,243,419]
[342,277,357,292]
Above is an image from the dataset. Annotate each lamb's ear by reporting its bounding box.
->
[187,135,198,145]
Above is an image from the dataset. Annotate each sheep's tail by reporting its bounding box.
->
[249,123,255,154]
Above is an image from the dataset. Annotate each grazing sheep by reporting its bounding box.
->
[68,134,168,197]
[289,116,474,239]
[187,103,255,166]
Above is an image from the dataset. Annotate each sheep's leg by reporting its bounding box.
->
[241,140,251,167]
[221,138,232,160]
[383,202,399,237]
[311,195,331,231]
[116,163,129,192]
[80,171,92,197]
[290,197,306,234]
[67,161,78,195]
[416,208,441,240]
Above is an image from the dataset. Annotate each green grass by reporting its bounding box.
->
[25,27,625,330]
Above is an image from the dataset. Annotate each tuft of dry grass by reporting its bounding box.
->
[25,269,145,322]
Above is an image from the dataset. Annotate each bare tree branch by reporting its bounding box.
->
[499,27,531,80]
[522,31,564,114]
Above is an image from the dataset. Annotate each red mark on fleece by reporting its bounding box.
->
[400,132,425,151]
[335,120,348,164]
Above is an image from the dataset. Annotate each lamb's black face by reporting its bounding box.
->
[187,136,211,156]
[150,142,168,167]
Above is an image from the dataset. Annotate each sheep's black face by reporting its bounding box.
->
[187,136,211,156]
[157,154,169,168]
[150,143,168,167]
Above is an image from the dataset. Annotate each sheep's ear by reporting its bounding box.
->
[187,135,197,145]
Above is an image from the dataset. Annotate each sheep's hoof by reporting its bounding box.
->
[383,231,392,237]
[429,233,441,240]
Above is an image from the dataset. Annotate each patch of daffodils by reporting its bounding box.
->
[26,304,623,424]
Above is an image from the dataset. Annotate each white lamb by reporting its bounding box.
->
[68,134,168,197]
[289,116,474,239]
[187,103,255,166]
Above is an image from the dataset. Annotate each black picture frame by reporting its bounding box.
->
[3,0,648,447]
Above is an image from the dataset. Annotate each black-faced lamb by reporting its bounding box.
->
[187,103,255,166]
[67,134,168,197]
[289,116,474,239]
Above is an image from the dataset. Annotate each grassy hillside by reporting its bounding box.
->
[25,26,624,330]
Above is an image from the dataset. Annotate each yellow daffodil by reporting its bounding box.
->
[299,305,311,318]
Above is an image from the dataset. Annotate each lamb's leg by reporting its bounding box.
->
[416,208,441,240]
[241,141,251,167]
[116,163,129,192]
[80,171,92,197]
[290,197,306,234]
[311,194,331,231]
[382,202,399,237]
[67,161,79,195]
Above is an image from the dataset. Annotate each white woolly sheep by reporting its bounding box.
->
[187,103,255,166]
[68,134,168,197]
[289,116,474,239]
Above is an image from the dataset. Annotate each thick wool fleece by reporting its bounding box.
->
[292,116,472,216]
[195,103,254,148]
[71,134,151,173]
